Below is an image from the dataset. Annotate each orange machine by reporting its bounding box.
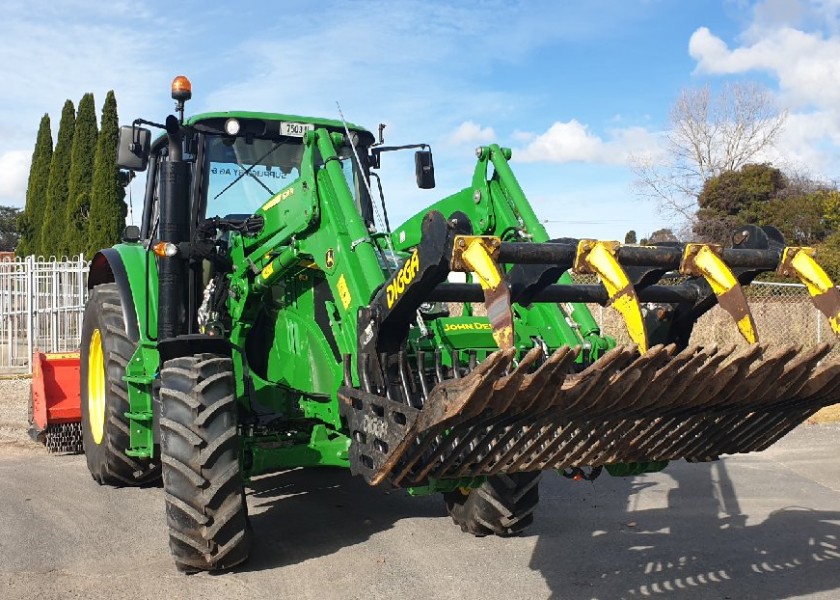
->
[29,350,82,453]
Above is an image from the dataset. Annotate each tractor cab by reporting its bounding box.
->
[124,111,378,242]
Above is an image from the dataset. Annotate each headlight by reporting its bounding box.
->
[224,118,241,136]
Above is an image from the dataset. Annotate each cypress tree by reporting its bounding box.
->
[88,91,127,257]
[41,100,75,257]
[63,93,98,256]
[17,114,52,256]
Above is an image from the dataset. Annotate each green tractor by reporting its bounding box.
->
[71,76,840,571]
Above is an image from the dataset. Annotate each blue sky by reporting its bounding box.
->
[1,0,839,241]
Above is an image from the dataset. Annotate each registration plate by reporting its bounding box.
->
[280,121,315,137]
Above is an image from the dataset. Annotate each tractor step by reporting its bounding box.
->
[339,343,840,487]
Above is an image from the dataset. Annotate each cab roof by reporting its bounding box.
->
[185,111,371,135]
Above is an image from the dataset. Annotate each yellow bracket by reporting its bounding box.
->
[778,247,840,336]
[457,237,503,290]
[574,240,648,353]
[680,244,757,344]
[452,236,514,349]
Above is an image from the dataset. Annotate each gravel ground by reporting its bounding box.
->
[0,377,45,454]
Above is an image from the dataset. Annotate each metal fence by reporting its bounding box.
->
[0,257,834,373]
[0,255,88,373]
[592,280,840,359]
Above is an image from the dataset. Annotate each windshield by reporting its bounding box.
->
[205,136,302,217]
[203,134,372,222]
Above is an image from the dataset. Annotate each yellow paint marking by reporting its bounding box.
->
[260,186,296,212]
[337,274,352,309]
[261,262,274,280]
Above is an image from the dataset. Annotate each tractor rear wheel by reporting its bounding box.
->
[80,283,159,485]
[159,354,250,572]
[444,472,542,537]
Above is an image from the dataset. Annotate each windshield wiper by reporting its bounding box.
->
[241,162,274,196]
[213,140,283,201]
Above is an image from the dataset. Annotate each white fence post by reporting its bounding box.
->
[26,255,34,366]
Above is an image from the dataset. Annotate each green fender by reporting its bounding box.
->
[88,243,160,458]
[88,243,158,343]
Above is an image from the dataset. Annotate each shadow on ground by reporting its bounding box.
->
[240,467,441,572]
[530,458,840,599]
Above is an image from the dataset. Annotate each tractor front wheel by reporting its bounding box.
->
[80,283,159,485]
[444,472,542,537]
[159,354,250,572]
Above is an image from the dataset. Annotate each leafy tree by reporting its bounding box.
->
[41,100,75,257]
[624,230,637,244]
[761,188,837,246]
[815,231,840,282]
[694,163,786,242]
[63,93,98,256]
[88,91,127,257]
[633,82,786,227]
[640,228,678,245]
[821,189,840,232]
[17,114,52,256]
[0,206,22,252]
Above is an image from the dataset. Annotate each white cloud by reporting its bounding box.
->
[769,110,840,176]
[513,120,661,165]
[516,120,604,163]
[689,25,840,108]
[0,151,31,206]
[687,3,840,179]
[447,121,496,145]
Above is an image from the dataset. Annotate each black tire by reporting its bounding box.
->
[159,354,250,572]
[444,472,542,537]
[80,283,159,485]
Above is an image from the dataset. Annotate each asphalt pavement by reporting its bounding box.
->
[3,423,840,599]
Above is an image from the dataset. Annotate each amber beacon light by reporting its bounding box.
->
[171,75,192,101]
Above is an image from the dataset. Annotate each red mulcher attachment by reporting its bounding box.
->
[30,350,83,453]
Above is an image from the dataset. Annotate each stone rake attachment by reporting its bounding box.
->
[340,214,840,487]
[340,342,840,487]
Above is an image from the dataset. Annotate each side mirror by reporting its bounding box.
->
[117,125,151,172]
[415,150,435,189]
[121,225,141,243]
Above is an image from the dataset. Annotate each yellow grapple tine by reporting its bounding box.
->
[574,240,648,353]
[454,236,514,349]
[681,244,757,344]
[779,247,840,336]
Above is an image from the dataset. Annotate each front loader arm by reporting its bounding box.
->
[227,127,394,384]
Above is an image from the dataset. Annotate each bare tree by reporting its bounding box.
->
[632,81,787,225]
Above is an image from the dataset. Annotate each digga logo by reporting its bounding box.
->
[386,250,420,308]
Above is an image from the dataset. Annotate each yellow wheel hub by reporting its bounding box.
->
[87,328,106,445]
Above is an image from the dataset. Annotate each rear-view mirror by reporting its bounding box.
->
[117,125,151,172]
[415,150,435,189]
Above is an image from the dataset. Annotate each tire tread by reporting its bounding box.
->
[160,354,250,572]
[444,472,542,537]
